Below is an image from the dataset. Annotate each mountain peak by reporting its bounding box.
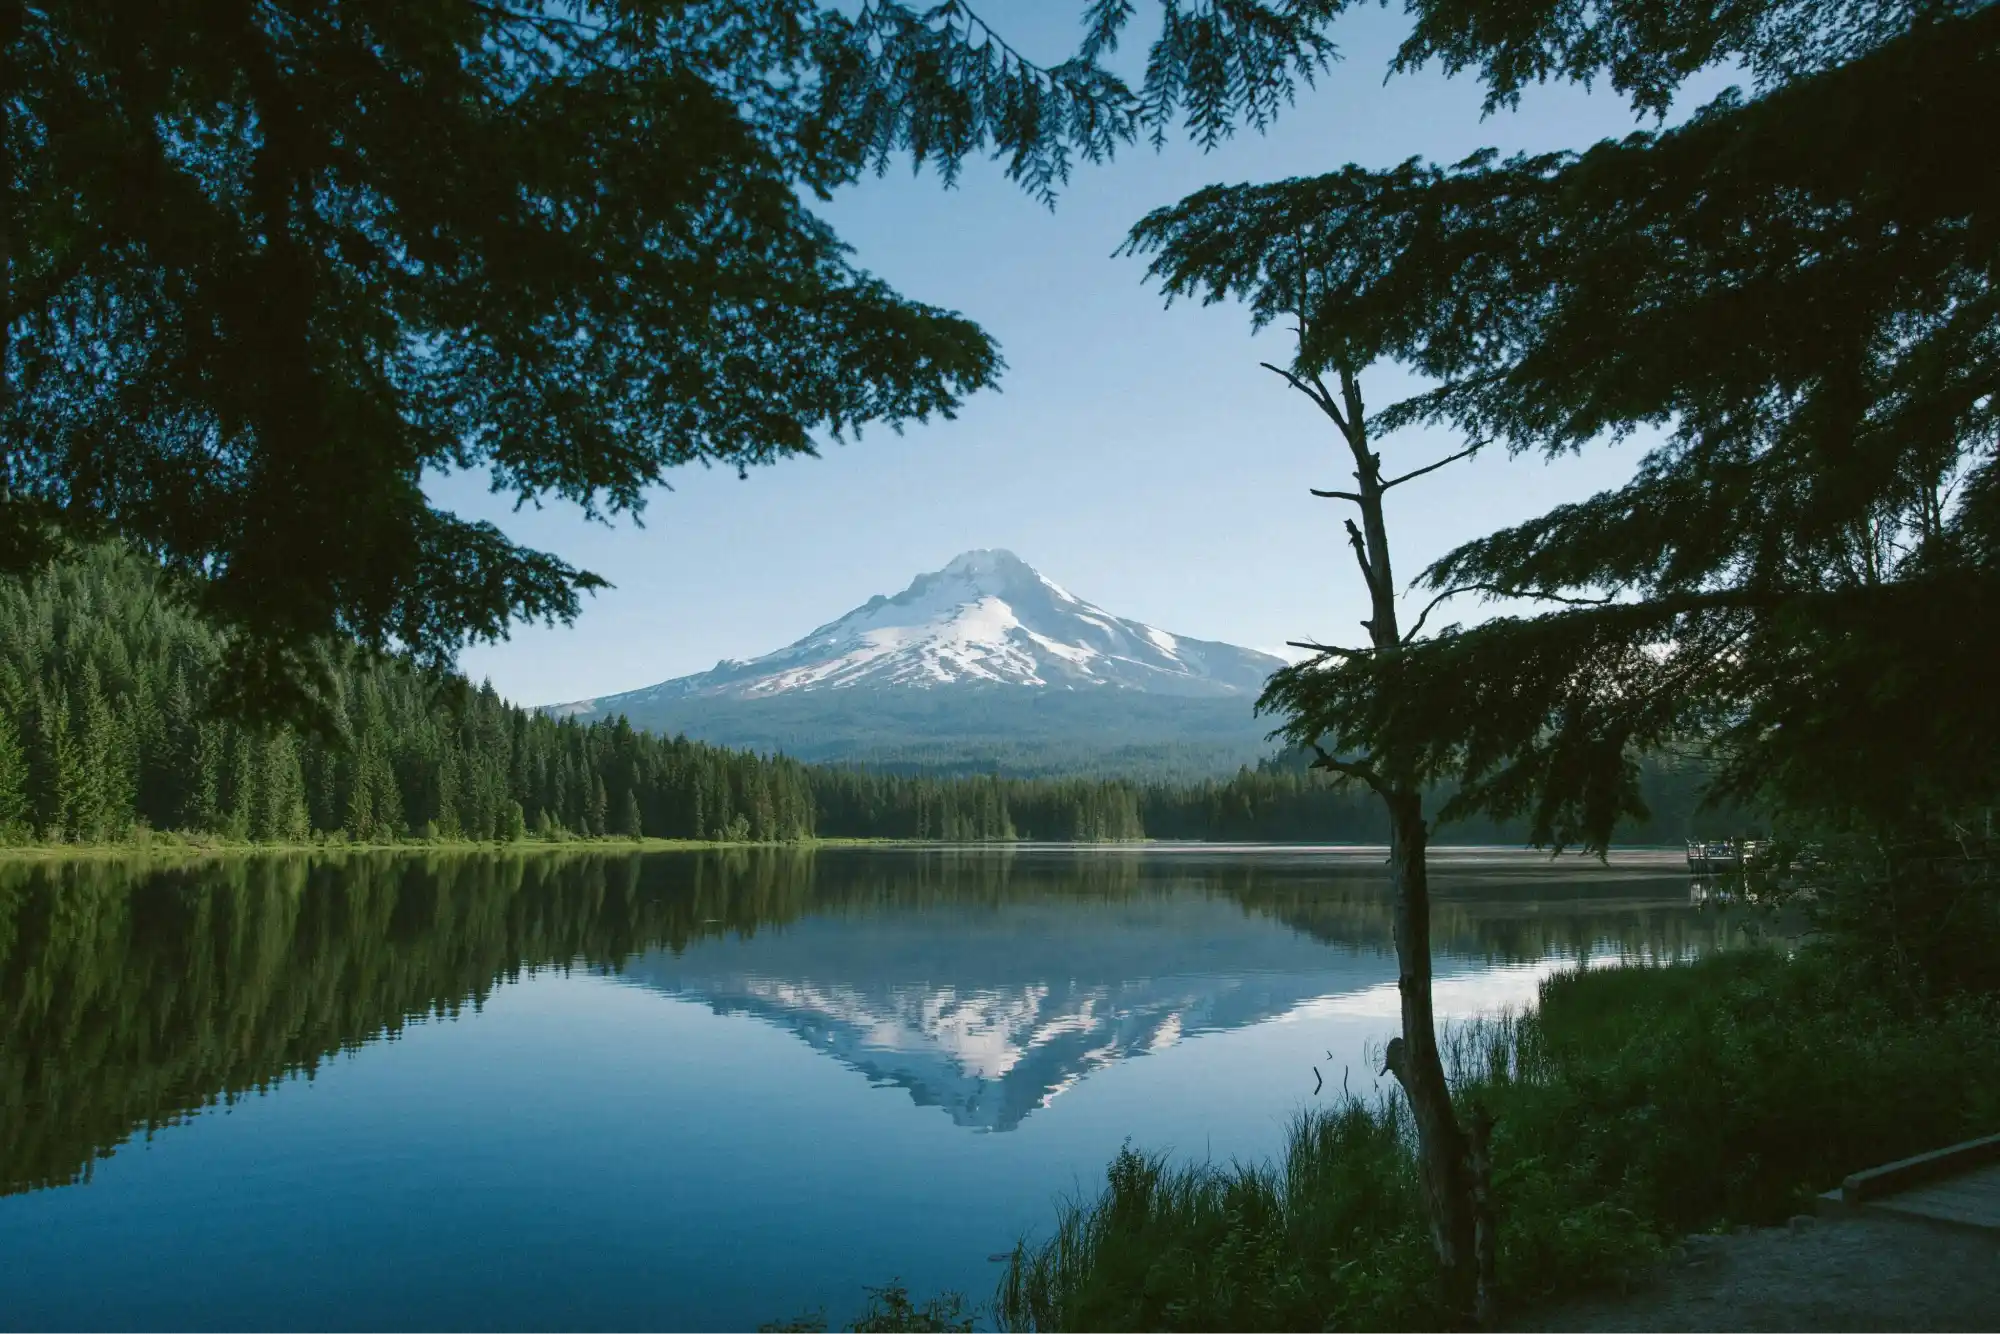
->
[941,547,1029,576]
[911,548,1053,601]
[552,553,1285,712]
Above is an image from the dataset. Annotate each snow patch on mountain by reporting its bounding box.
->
[554,549,1284,719]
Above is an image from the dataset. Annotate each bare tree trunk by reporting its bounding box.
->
[1382,787,1484,1320]
[1274,358,1497,1325]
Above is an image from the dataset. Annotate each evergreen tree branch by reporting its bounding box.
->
[1308,742,1383,793]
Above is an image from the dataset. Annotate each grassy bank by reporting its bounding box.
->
[998,947,2000,1331]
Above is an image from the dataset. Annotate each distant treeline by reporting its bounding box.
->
[0,549,1741,847]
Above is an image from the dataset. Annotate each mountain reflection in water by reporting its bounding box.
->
[0,845,1760,1199]
[623,897,1393,1131]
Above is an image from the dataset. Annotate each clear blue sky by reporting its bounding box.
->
[433,5,1731,706]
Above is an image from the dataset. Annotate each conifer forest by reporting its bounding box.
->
[0,548,1727,851]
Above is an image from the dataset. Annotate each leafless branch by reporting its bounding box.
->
[1337,369,1365,447]
[1286,640,1372,658]
[1382,443,1481,491]
[1261,362,1348,434]
[1309,487,1363,503]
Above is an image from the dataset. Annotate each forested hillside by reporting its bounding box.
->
[0,548,818,845]
[0,550,1738,847]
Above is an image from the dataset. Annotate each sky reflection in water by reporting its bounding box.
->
[0,847,1764,1330]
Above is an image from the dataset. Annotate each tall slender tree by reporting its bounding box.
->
[1125,5,1999,857]
[1127,202,1501,1316]
[0,712,26,838]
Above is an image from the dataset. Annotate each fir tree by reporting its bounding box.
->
[1120,2,1998,1315]
[0,714,28,839]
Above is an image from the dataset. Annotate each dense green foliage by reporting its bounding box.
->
[0,546,819,844]
[0,547,1737,848]
[997,947,2000,1330]
[1128,0,1999,850]
[2,0,1349,720]
[1108,1,2000,1320]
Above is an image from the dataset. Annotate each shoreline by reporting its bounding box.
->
[0,835,893,863]
[0,837,1695,865]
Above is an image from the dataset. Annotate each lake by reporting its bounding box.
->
[0,846,1768,1330]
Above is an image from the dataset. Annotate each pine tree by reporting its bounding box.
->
[1127,3,2000,851]
[588,776,609,838]
[44,690,78,842]
[224,733,256,841]
[255,735,310,843]
[0,713,28,839]
[190,721,225,834]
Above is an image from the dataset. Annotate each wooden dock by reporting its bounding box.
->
[1685,839,1768,876]
[1820,1133,2000,1235]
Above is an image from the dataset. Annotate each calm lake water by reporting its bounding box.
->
[0,846,1767,1331]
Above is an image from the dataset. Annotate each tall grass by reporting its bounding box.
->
[997,947,2000,1331]
[998,1102,1442,1332]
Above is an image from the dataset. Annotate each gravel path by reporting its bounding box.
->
[1514,1213,2000,1332]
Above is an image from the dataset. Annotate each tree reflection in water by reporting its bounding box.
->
[0,847,1771,1195]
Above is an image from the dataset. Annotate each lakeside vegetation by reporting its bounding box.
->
[2,548,1733,855]
[997,942,2000,1331]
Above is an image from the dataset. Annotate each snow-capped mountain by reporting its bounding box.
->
[546,550,1288,771]
[557,549,1283,712]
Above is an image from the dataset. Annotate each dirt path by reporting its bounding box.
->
[1514,1213,2000,1332]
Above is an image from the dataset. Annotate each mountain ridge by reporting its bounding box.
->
[546,550,1288,774]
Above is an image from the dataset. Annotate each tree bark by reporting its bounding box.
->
[1382,786,1483,1321]
[1324,364,1494,1325]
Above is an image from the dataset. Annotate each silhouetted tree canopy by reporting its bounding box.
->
[1127,1,1999,845]
[0,0,1352,721]
[13,0,1979,735]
